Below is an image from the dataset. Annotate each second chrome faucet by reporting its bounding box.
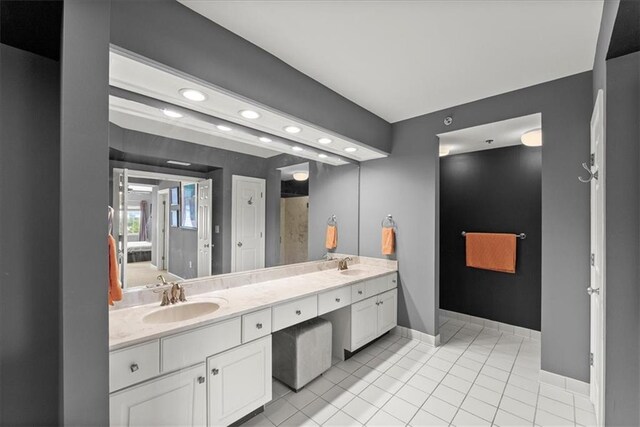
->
[157,275,187,306]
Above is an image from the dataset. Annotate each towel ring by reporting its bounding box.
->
[381,214,397,229]
[327,215,337,226]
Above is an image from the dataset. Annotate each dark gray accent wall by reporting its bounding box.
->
[360,72,593,381]
[603,52,640,427]
[109,0,391,153]
[440,146,542,330]
[59,1,110,424]
[0,43,60,426]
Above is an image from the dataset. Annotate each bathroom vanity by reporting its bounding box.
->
[108,258,397,427]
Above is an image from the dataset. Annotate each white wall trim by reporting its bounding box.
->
[540,369,590,396]
[440,309,541,341]
[390,326,440,347]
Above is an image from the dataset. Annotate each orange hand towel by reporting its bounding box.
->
[465,232,517,274]
[108,235,123,305]
[382,227,395,255]
[325,225,337,250]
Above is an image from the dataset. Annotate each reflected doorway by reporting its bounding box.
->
[279,163,309,265]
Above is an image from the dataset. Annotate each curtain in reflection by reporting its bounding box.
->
[139,200,149,241]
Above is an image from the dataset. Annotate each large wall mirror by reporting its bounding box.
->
[108,49,365,290]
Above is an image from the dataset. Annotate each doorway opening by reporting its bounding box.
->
[278,163,309,265]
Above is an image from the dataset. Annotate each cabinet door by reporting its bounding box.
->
[377,289,398,336]
[351,296,378,350]
[208,336,272,426]
[109,364,206,427]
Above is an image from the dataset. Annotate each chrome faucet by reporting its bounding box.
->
[158,280,187,306]
[337,257,352,271]
[157,274,168,285]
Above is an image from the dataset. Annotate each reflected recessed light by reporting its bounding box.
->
[284,126,302,134]
[239,110,261,119]
[162,109,183,118]
[128,185,153,193]
[216,125,232,132]
[293,172,309,181]
[179,88,207,102]
[167,160,191,166]
[291,146,304,152]
[521,129,542,147]
[318,137,332,144]
[318,153,328,159]
[259,137,272,143]
[439,147,450,157]
[344,147,357,153]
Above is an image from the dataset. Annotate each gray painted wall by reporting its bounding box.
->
[0,43,60,426]
[109,0,391,153]
[59,1,110,424]
[360,72,593,381]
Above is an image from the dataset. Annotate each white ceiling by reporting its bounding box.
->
[180,0,603,123]
[438,113,541,156]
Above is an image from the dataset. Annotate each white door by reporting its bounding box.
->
[377,289,398,335]
[231,176,265,272]
[109,364,206,427]
[589,90,606,424]
[207,336,272,426]
[197,179,212,277]
[351,296,378,350]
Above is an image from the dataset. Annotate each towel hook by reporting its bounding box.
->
[578,162,598,183]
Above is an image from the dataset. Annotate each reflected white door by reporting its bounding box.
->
[231,175,265,272]
[112,168,128,286]
[589,89,605,425]
[197,179,212,277]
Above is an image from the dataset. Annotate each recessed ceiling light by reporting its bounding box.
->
[318,137,332,144]
[216,125,232,132]
[179,88,207,102]
[344,147,357,153]
[239,110,261,119]
[318,153,328,159]
[521,129,542,147]
[128,185,153,193]
[162,109,183,118]
[284,126,302,134]
[293,171,309,181]
[291,146,304,152]
[439,147,450,157]
[259,137,272,143]
[167,160,191,166]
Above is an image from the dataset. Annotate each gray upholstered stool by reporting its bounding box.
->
[272,317,332,391]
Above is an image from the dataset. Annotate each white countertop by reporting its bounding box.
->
[109,263,397,351]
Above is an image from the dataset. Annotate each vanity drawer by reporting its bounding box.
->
[161,317,241,373]
[242,308,272,343]
[318,286,352,315]
[386,273,398,289]
[272,295,318,332]
[351,282,367,303]
[109,340,160,392]
[365,273,398,297]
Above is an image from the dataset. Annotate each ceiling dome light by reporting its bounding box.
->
[344,147,357,153]
[162,109,183,118]
[240,110,261,119]
[259,136,272,143]
[318,153,328,159]
[291,146,304,152]
[439,147,450,157]
[318,137,332,145]
[179,88,207,102]
[521,129,542,147]
[284,125,302,134]
[293,172,309,181]
[216,125,232,132]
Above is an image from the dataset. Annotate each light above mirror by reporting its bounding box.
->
[293,171,309,181]
[162,108,183,118]
[291,146,304,152]
[179,88,207,102]
[258,136,272,143]
[318,138,332,145]
[284,125,302,134]
[344,147,357,153]
[167,160,192,166]
[216,125,232,132]
[240,110,261,119]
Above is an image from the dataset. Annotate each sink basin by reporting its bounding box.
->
[143,301,221,324]
[338,269,367,276]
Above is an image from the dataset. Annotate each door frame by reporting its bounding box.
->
[157,189,170,272]
[230,175,266,273]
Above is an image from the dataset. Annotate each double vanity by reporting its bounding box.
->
[109,257,398,426]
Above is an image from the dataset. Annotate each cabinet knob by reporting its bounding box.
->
[130,363,139,373]
[335,298,341,303]
[211,368,219,375]
[295,310,302,315]
[375,302,380,306]
[380,301,384,305]
[256,323,263,329]
[392,279,396,283]
[358,290,363,295]
[198,376,205,384]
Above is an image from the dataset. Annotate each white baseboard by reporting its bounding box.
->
[540,370,590,396]
[439,309,541,341]
[390,325,440,347]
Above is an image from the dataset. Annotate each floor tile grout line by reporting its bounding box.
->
[491,334,525,426]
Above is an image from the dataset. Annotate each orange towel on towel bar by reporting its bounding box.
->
[325,225,337,250]
[381,227,395,255]
[465,232,517,274]
[108,234,123,305]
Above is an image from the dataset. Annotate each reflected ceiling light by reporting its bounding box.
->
[259,136,272,143]
[344,147,357,153]
[239,110,261,119]
[439,146,450,157]
[179,88,207,102]
[293,171,309,181]
[521,129,542,147]
[284,125,302,134]
[318,137,332,145]
[167,160,191,166]
[162,109,183,118]
[128,185,153,193]
[318,153,328,159]
[216,125,232,132]
[291,146,304,152]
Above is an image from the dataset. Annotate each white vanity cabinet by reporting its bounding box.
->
[109,363,206,427]
[351,288,398,350]
[207,335,272,426]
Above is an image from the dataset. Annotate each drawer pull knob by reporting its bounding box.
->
[130,363,139,373]
[256,323,263,329]
[335,298,341,303]
[392,280,397,283]
[198,376,205,384]
[211,368,219,375]
[380,301,384,305]
[358,290,363,295]
[295,310,302,315]
[375,302,380,306]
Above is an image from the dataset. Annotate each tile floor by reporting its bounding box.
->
[242,317,596,426]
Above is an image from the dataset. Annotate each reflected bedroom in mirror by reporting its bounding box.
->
[108,48,370,291]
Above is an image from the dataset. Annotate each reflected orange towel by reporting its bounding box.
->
[108,235,123,305]
[382,227,395,255]
[465,233,516,274]
[325,225,337,250]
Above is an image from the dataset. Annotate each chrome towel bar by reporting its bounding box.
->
[461,231,526,240]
